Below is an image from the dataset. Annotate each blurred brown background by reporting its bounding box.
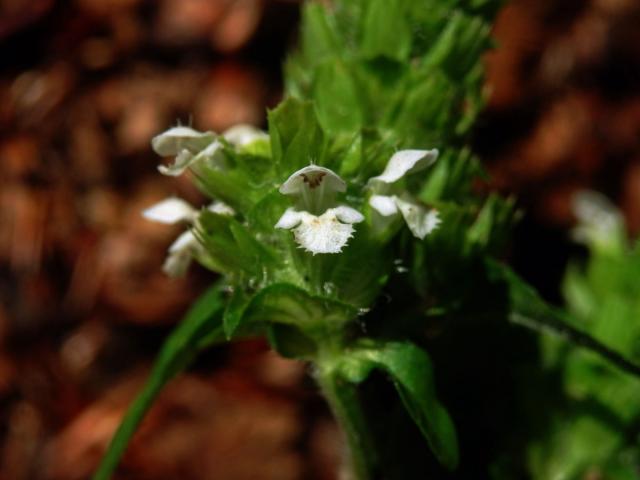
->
[1,0,640,478]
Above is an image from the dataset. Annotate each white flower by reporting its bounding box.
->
[222,124,269,147]
[142,197,198,224]
[572,190,624,251]
[154,124,269,177]
[157,140,223,177]
[276,165,363,254]
[275,206,364,254]
[279,165,346,215]
[280,165,346,195]
[367,149,440,240]
[162,231,199,277]
[151,126,216,157]
[368,149,438,185]
[370,195,440,239]
[369,195,399,217]
[394,197,441,239]
[143,197,234,276]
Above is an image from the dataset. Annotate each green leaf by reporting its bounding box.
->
[196,211,276,277]
[301,3,341,64]
[242,283,356,336]
[193,167,258,212]
[223,148,274,188]
[313,60,363,133]
[485,258,640,379]
[339,128,394,183]
[388,69,458,144]
[465,194,518,256]
[422,11,490,80]
[335,132,363,178]
[418,148,486,203]
[267,323,317,359]
[316,368,378,479]
[325,224,390,308]
[223,287,251,339]
[268,98,326,174]
[409,202,475,297]
[93,284,227,480]
[361,0,412,62]
[339,340,459,470]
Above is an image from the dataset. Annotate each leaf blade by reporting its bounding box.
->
[341,340,459,470]
[93,285,226,480]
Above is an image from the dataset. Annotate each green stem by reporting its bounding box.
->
[315,367,378,480]
[510,312,640,378]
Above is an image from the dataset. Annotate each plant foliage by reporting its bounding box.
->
[94,1,640,479]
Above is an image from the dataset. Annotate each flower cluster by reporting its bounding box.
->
[142,125,260,276]
[143,124,442,274]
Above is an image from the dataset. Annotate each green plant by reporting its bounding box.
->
[526,192,640,480]
[93,2,640,479]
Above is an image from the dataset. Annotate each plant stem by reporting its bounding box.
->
[511,311,640,378]
[315,367,378,480]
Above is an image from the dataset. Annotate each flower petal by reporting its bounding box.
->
[279,165,346,195]
[151,126,215,156]
[168,230,198,253]
[571,190,624,247]
[394,197,441,240]
[369,149,438,185]
[293,212,355,254]
[331,206,365,224]
[369,195,399,217]
[157,149,191,177]
[275,208,306,230]
[163,231,198,277]
[158,140,223,177]
[573,190,621,229]
[222,124,269,147]
[142,198,196,224]
[207,201,235,216]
